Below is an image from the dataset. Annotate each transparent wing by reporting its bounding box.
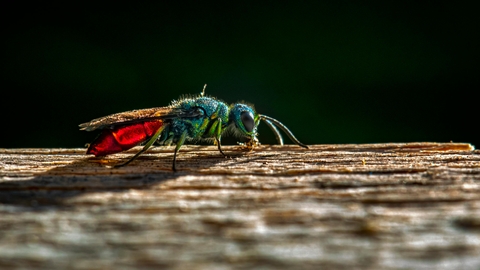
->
[79,106,201,131]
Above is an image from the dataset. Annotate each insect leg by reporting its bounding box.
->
[163,135,174,146]
[155,126,170,146]
[260,115,308,149]
[172,130,187,172]
[214,119,227,157]
[206,119,219,137]
[262,118,284,145]
[112,124,167,168]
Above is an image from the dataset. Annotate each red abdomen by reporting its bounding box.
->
[87,121,164,156]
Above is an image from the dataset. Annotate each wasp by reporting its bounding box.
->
[79,86,308,171]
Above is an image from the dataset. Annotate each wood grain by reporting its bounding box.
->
[1,143,479,269]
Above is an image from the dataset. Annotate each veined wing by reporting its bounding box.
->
[79,106,200,131]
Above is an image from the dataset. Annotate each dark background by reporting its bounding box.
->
[2,2,478,149]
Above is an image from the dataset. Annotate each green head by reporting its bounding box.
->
[229,103,260,141]
[229,103,308,149]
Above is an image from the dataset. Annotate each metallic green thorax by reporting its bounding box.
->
[111,94,307,171]
[168,96,231,143]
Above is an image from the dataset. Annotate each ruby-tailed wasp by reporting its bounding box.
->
[80,86,308,171]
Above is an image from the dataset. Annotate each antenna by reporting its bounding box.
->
[201,84,207,96]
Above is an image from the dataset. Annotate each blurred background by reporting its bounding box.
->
[2,2,478,149]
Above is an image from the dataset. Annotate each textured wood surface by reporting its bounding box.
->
[1,143,480,269]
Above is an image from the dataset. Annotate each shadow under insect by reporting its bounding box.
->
[0,146,245,208]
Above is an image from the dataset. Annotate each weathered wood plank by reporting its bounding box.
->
[1,143,479,269]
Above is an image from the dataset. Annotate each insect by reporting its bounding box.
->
[79,85,308,171]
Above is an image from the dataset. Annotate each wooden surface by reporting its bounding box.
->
[1,143,480,269]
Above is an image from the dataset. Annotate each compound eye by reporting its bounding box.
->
[241,111,255,133]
